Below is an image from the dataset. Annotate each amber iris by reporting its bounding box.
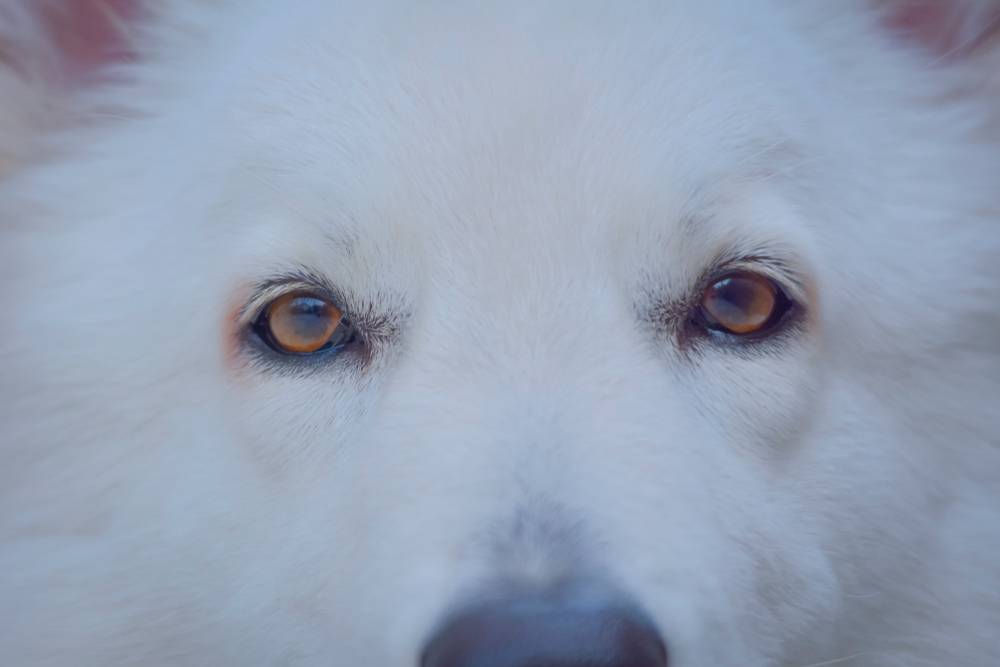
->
[701,272,780,335]
[261,292,345,354]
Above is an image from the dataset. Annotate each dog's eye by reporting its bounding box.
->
[253,292,354,355]
[699,272,789,336]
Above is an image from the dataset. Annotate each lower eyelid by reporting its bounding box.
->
[698,299,803,345]
[240,330,357,375]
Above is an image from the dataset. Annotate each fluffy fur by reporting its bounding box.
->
[1,2,998,665]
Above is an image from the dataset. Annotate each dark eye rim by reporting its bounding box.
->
[250,290,360,358]
[690,270,799,343]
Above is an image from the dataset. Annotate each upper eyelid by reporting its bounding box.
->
[237,269,347,328]
[237,282,321,327]
[702,253,809,304]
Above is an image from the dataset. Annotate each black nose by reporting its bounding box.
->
[421,589,668,667]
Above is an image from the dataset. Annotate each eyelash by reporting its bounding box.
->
[238,258,805,372]
[239,286,364,372]
[663,261,807,350]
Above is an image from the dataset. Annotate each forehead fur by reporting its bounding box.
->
[142,3,828,297]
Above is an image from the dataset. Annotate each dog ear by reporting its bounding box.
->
[0,1,141,169]
[876,0,1000,58]
[44,0,139,81]
[0,0,139,86]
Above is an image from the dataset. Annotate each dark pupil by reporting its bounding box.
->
[286,297,334,339]
[702,274,778,336]
[711,277,759,320]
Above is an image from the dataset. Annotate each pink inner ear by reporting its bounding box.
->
[881,0,1000,57]
[41,0,138,80]
[884,3,960,52]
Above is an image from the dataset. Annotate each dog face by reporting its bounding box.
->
[2,2,998,666]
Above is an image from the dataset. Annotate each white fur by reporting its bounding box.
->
[1,2,998,665]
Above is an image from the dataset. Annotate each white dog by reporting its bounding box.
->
[1,2,998,666]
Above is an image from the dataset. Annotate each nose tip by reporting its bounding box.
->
[421,591,668,667]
